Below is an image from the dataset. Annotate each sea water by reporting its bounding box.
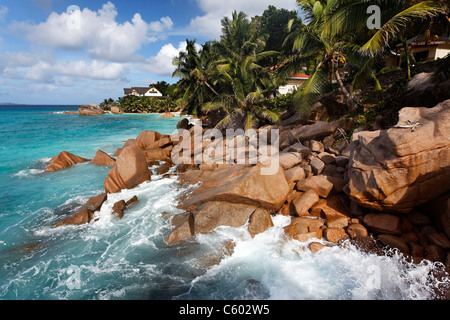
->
[0,105,448,300]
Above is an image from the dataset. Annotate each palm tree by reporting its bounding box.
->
[322,0,446,79]
[203,56,280,130]
[282,0,361,114]
[202,11,281,130]
[172,40,219,115]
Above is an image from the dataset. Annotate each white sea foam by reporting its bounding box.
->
[177,215,450,300]
[13,168,45,178]
[18,173,450,300]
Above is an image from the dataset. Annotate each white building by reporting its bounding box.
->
[278,72,310,95]
[123,85,163,97]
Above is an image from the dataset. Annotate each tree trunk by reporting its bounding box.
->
[402,38,411,80]
[334,69,358,113]
[204,81,219,96]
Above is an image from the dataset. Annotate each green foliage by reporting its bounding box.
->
[99,98,116,111]
[114,95,177,113]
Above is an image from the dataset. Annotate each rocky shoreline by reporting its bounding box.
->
[45,99,450,276]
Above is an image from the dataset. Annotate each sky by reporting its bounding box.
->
[0,0,299,105]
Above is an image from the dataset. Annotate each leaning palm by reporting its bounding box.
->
[322,0,446,79]
[202,11,281,130]
[282,0,360,114]
[204,55,280,130]
[172,40,219,115]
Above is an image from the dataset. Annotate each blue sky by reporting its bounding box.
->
[0,0,298,105]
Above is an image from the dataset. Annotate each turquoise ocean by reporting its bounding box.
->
[0,105,448,300]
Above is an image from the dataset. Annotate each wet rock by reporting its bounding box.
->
[92,150,116,166]
[104,145,151,194]
[86,193,107,212]
[178,164,289,212]
[136,130,161,149]
[310,195,350,219]
[326,216,349,229]
[126,195,138,207]
[346,223,368,239]
[310,242,327,253]
[363,213,402,235]
[294,232,318,242]
[78,104,104,116]
[377,234,410,255]
[112,200,126,219]
[166,213,194,245]
[144,148,171,163]
[176,118,193,130]
[45,151,90,172]
[54,209,94,227]
[425,245,445,262]
[324,228,348,243]
[248,209,274,238]
[426,233,450,250]
[292,189,319,216]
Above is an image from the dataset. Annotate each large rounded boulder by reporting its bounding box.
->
[104,145,151,194]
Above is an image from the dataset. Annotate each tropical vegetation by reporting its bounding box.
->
[100,1,449,127]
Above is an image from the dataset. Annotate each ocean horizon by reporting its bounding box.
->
[0,106,448,300]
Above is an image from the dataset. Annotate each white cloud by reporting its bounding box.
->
[141,41,202,77]
[12,1,174,62]
[0,6,8,22]
[0,51,128,83]
[141,42,184,76]
[189,0,298,39]
[27,59,128,82]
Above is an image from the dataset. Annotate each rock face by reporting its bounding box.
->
[161,112,175,118]
[178,164,289,212]
[54,209,94,227]
[167,164,289,244]
[345,99,450,213]
[104,145,151,194]
[110,106,123,114]
[45,151,90,172]
[86,193,107,212]
[136,130,161,149]
[404,72,450,108]
[78,104,104,116]
[92,150,116,166]
[288,121,339,143]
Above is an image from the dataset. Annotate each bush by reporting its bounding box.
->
[114,95,178,113]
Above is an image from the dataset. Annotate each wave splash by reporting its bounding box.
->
[1,169,449,300]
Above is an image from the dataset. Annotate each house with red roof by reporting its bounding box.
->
[278,72,310,95]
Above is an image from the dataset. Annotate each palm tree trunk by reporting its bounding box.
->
[402,38,412,80]
[334,69,358,113]
[204,81,219,96]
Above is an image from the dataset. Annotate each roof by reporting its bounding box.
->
[288,72,310,80]
[396,35,450,48]
[123,85,162,95]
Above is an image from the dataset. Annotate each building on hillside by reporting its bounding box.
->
[278,72,310,95]
[384,35,450,68]
[123,85,166,98]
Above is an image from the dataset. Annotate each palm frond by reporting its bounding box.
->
[360,2,445,56]
[292,65,329,115]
